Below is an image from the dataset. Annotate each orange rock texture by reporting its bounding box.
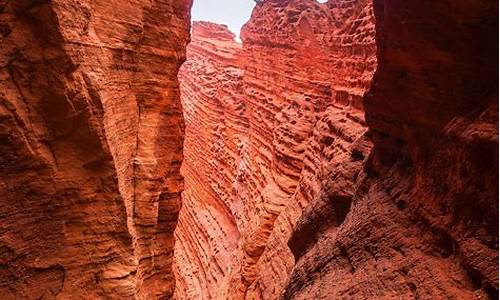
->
[176,21,243,299]
[177,0,498,299]
[283,0,499,298]
[0,0,191,299]
[176,0,377,297]
[1,0,498,299]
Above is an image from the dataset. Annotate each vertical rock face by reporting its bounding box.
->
[1,0,497,299]
[176,0,376,298]
[234,1,376,298]
[176,21,243,300]
[283,0,499,299]
[177,0,497,299]
[0,0,191,299]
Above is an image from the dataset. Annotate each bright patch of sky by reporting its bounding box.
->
[191,0,256,41]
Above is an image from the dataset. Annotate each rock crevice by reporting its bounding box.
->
[176,0,498,299]
[176,0,377,297]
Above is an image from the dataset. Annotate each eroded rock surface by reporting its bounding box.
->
[176,21,243,300]
[177,0,497,299]
[0,0,191,298]
[1,0,497,299]
[176,0,377,297]
[283,0,499,299]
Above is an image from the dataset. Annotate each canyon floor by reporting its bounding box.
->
[0,0,498,299]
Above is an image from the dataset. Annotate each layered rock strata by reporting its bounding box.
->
[235,1,376,298]
[176,21,243,299]
[0,0,191,298]
[284,0,499,299]
[1,0,497,299]
[177,0,498,299]
[176,0,377,297]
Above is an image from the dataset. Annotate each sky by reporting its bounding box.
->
[191,0,256,41]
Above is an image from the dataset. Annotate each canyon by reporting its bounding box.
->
[0,0,498,299]
[176,0,377,298]
[177,0,498,299]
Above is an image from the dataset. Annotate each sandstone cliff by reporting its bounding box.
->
[0,0,191,298]
[1,0,497,299]
[177,0,498,299]
[176,0,377,297]
[284,0,499,298]
[176,21,243,299]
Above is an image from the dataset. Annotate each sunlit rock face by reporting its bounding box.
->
[0,0,191,299]
[176,21,244,300]
[176,0,376,297]
[234,0,376,299]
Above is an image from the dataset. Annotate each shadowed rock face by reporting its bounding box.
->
[283,0,499,299]
[0,0,191,299]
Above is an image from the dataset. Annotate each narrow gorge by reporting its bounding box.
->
[0,0,498,299]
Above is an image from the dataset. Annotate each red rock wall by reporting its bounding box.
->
[1,0,497,299]
[177,0,497,299]
[283,0,498,299]
[0,0,191,299]
[176,0,377,298]
[233,1,376,298]
[176,21,244,299]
